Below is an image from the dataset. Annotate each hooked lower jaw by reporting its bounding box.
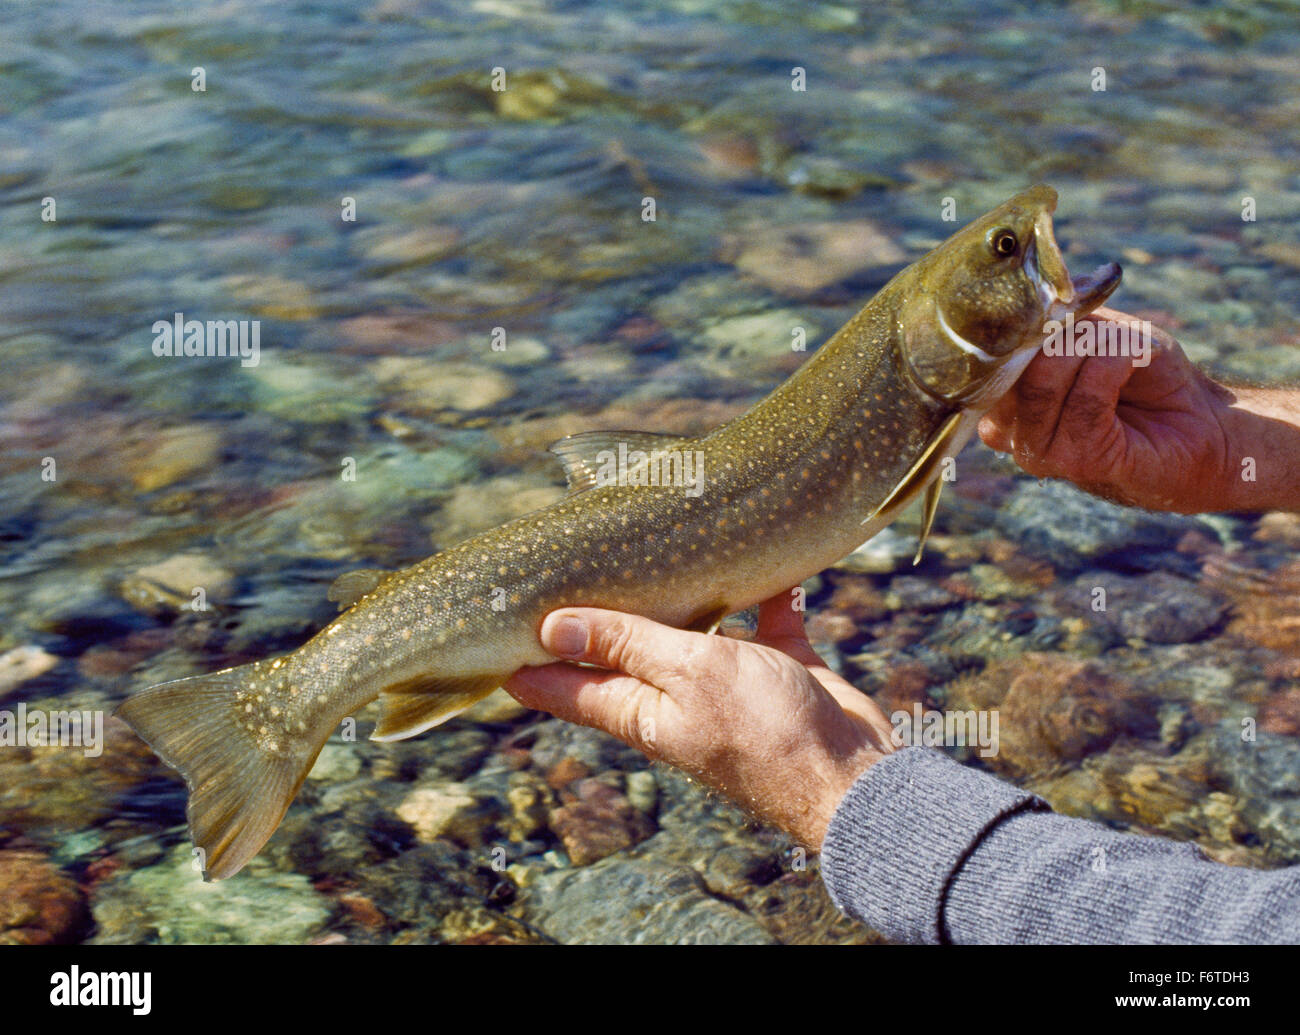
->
[1057,261,1122,319]
[1025,237,1122,322]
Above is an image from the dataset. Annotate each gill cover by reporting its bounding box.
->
[900,185,1063,402]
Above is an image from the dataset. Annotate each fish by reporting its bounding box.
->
[117,184,1120,879]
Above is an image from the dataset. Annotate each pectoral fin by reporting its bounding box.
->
[549,430,685,495]
[862,410,964,528]
[914,478,943,566]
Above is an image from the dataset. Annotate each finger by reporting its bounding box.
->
[1053,349,1134,454]
[754,590,846,670]
[978,403,1014,452]
[753,591,890,733]
[818,677,887,728]
[1002,350,1088,469]
[535,607,713,693]
[504,662,668,753]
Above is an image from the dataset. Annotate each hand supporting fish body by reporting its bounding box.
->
[118,185,1120,879]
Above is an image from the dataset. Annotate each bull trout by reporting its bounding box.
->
[119,184,1120,879]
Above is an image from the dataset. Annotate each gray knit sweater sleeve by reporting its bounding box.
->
[820,746,1300,944]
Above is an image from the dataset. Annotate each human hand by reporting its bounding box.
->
[504,591,896,851]
[977,306,1238,513]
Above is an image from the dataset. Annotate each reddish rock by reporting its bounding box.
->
[875,661,937,716]
[697,133,761,178]
[949,471,1017,507]
[998,554,1057,591]
[0,850,90,945]
[804,610,861,648]
[82,855,122,887]
[613,315,667,346]
[1207,558,1300,657]
[544,757,591,792]
[78,627,171,678]
[826,578,887,623]
[1259,687,1300,736]
[947,653,1153,779]
[339,893,388,930]
[548,778,655,866]
[721,219,905,296]
[1177,529,1224,556]
[337,312,460,355]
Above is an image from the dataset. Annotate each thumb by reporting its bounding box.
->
[535,607,704,689]
[504,607,703,752]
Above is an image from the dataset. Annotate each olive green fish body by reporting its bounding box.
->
[118,185,1120,878]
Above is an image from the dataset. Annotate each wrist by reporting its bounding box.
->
[802,741,882,851]
[1216,386,1300,513]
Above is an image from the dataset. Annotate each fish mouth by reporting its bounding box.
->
[1026,209,1122,321]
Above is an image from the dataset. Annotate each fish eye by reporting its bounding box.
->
[989,228,1018,257]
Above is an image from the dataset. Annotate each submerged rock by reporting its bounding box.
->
[0,714,158,835]
[431,474,563,546]
[120,552,236,617]
[395,781,504,846]
[123,424,222,493]
[1213,723,1300,864]
[997,480,1211,570]
[945,653,1156,779]
[548,777,655,866]
[0,645,59,697]
[722,218,904,296]
[1027,737,1242,854]
[1079,571,1227,645]
[0,850,90,945]
[522,855,776,945]
[360,842,541,945]
[371,357,515,414]
[91,844,331,944]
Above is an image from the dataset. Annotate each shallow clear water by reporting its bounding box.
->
[1,0,1299,944]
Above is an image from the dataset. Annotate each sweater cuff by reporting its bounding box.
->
[820,746,1050,943]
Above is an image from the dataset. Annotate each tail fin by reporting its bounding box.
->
[116,659,323,881]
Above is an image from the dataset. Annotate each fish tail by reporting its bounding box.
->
[115,658,323,881]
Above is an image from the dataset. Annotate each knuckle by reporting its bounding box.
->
[594,615,641,671]
[1015,381,1059,418]
[1059,391,1112,441]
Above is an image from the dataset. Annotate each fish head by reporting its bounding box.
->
[901,183,1122,405]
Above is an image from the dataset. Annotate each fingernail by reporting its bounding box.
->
[547,615,588,659]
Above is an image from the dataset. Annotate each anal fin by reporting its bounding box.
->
[684,602,729,635]
[372,672,503,742]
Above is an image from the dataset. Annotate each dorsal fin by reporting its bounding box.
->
[327,568,392,610]
[548,430,685,495]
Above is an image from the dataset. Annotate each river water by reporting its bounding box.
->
[1,0,1299,944]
